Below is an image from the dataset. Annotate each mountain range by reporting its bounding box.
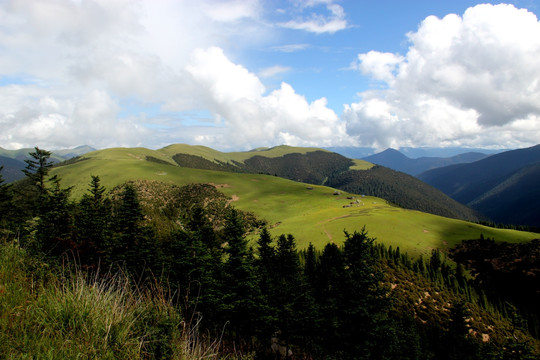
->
[0,145,95,183]
[419,144,540,227]
[362,148,490,176]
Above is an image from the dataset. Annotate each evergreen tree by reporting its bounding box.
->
[23,147,53,196]
[446,301,478,360]
[185,206,223,324]
[75,176,112,266]
[340,228,390,359]
[254,227,278,335]
[315,242,347,358]
[109,184,156,275]
[303,242,318,290]
[34,175,75,258]
[220,209,263,347]
[274,234,317,358]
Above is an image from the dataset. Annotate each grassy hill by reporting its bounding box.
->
[49,145,538,257]
[161,144,479,221]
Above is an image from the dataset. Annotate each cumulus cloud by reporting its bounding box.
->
[184,47,349,149]
[0,0,350,150]
[346,3,540,149]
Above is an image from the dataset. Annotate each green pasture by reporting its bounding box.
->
[51,147,538,257]
[158,144,328,165]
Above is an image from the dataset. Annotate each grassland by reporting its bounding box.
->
[51,146,538,257]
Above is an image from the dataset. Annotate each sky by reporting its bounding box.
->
[1,0,540,151]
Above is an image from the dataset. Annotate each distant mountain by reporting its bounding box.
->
[363,148,490,176]
[0,145,96,183]
[325,146,375,159]
[419,144,540,227]
[399,147,502,158]
[327,146,502,160]
[53,145,96,159]
[0,156,26,183]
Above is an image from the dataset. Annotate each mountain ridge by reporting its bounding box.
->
[419,144,540,226]
[362,148,490,176]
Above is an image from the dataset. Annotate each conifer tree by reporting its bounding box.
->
[23,147,53,196]
[274,234,317,358]
[446,301,478,360]
[341,228,390,359]
[315,242,347,357]
[186,206,223,323]
[109,184,156,274]
[254,227,278,335]
[35,175,75,258]
[75,176,112,266]
[221,209,263,345]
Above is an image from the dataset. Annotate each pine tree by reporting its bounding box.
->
[221,209,263,346]
[446,301,478,360]
[340,227,390,359]
[23,147,53,196]
[315,242,347,358]
[254,227,278,335]
[274,234,317,358]
[109,184,156,274]
[75,176,112,266]
[34,175,75,258]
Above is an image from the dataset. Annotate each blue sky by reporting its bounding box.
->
[1,0,540,151]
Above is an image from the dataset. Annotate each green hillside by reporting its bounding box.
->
[50,145,538,257]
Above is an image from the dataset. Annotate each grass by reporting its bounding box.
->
[50,147,539,256]
[0,241,224,359]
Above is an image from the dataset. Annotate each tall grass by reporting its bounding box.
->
[0,241,224,359]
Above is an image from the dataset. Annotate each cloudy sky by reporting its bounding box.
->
[1,0,540,151]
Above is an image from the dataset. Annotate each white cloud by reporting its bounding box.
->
[0,0,350,150]
[346,3,540,149]
[258,65,291,78]
[270,43,310,53]
[183,47,349,149]
[279,0,348,34]
[203,0,260,22]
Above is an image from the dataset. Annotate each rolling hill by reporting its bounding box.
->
[46,144,538,256]
[160,145,480,222]
[419,144,540,227]
[362,148,489,176]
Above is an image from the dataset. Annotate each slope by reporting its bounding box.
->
[161,144,478,221]
[419,144,540,226]
[49,146,538,257]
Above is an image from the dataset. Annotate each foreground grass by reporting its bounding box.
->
[0,241,222,359]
